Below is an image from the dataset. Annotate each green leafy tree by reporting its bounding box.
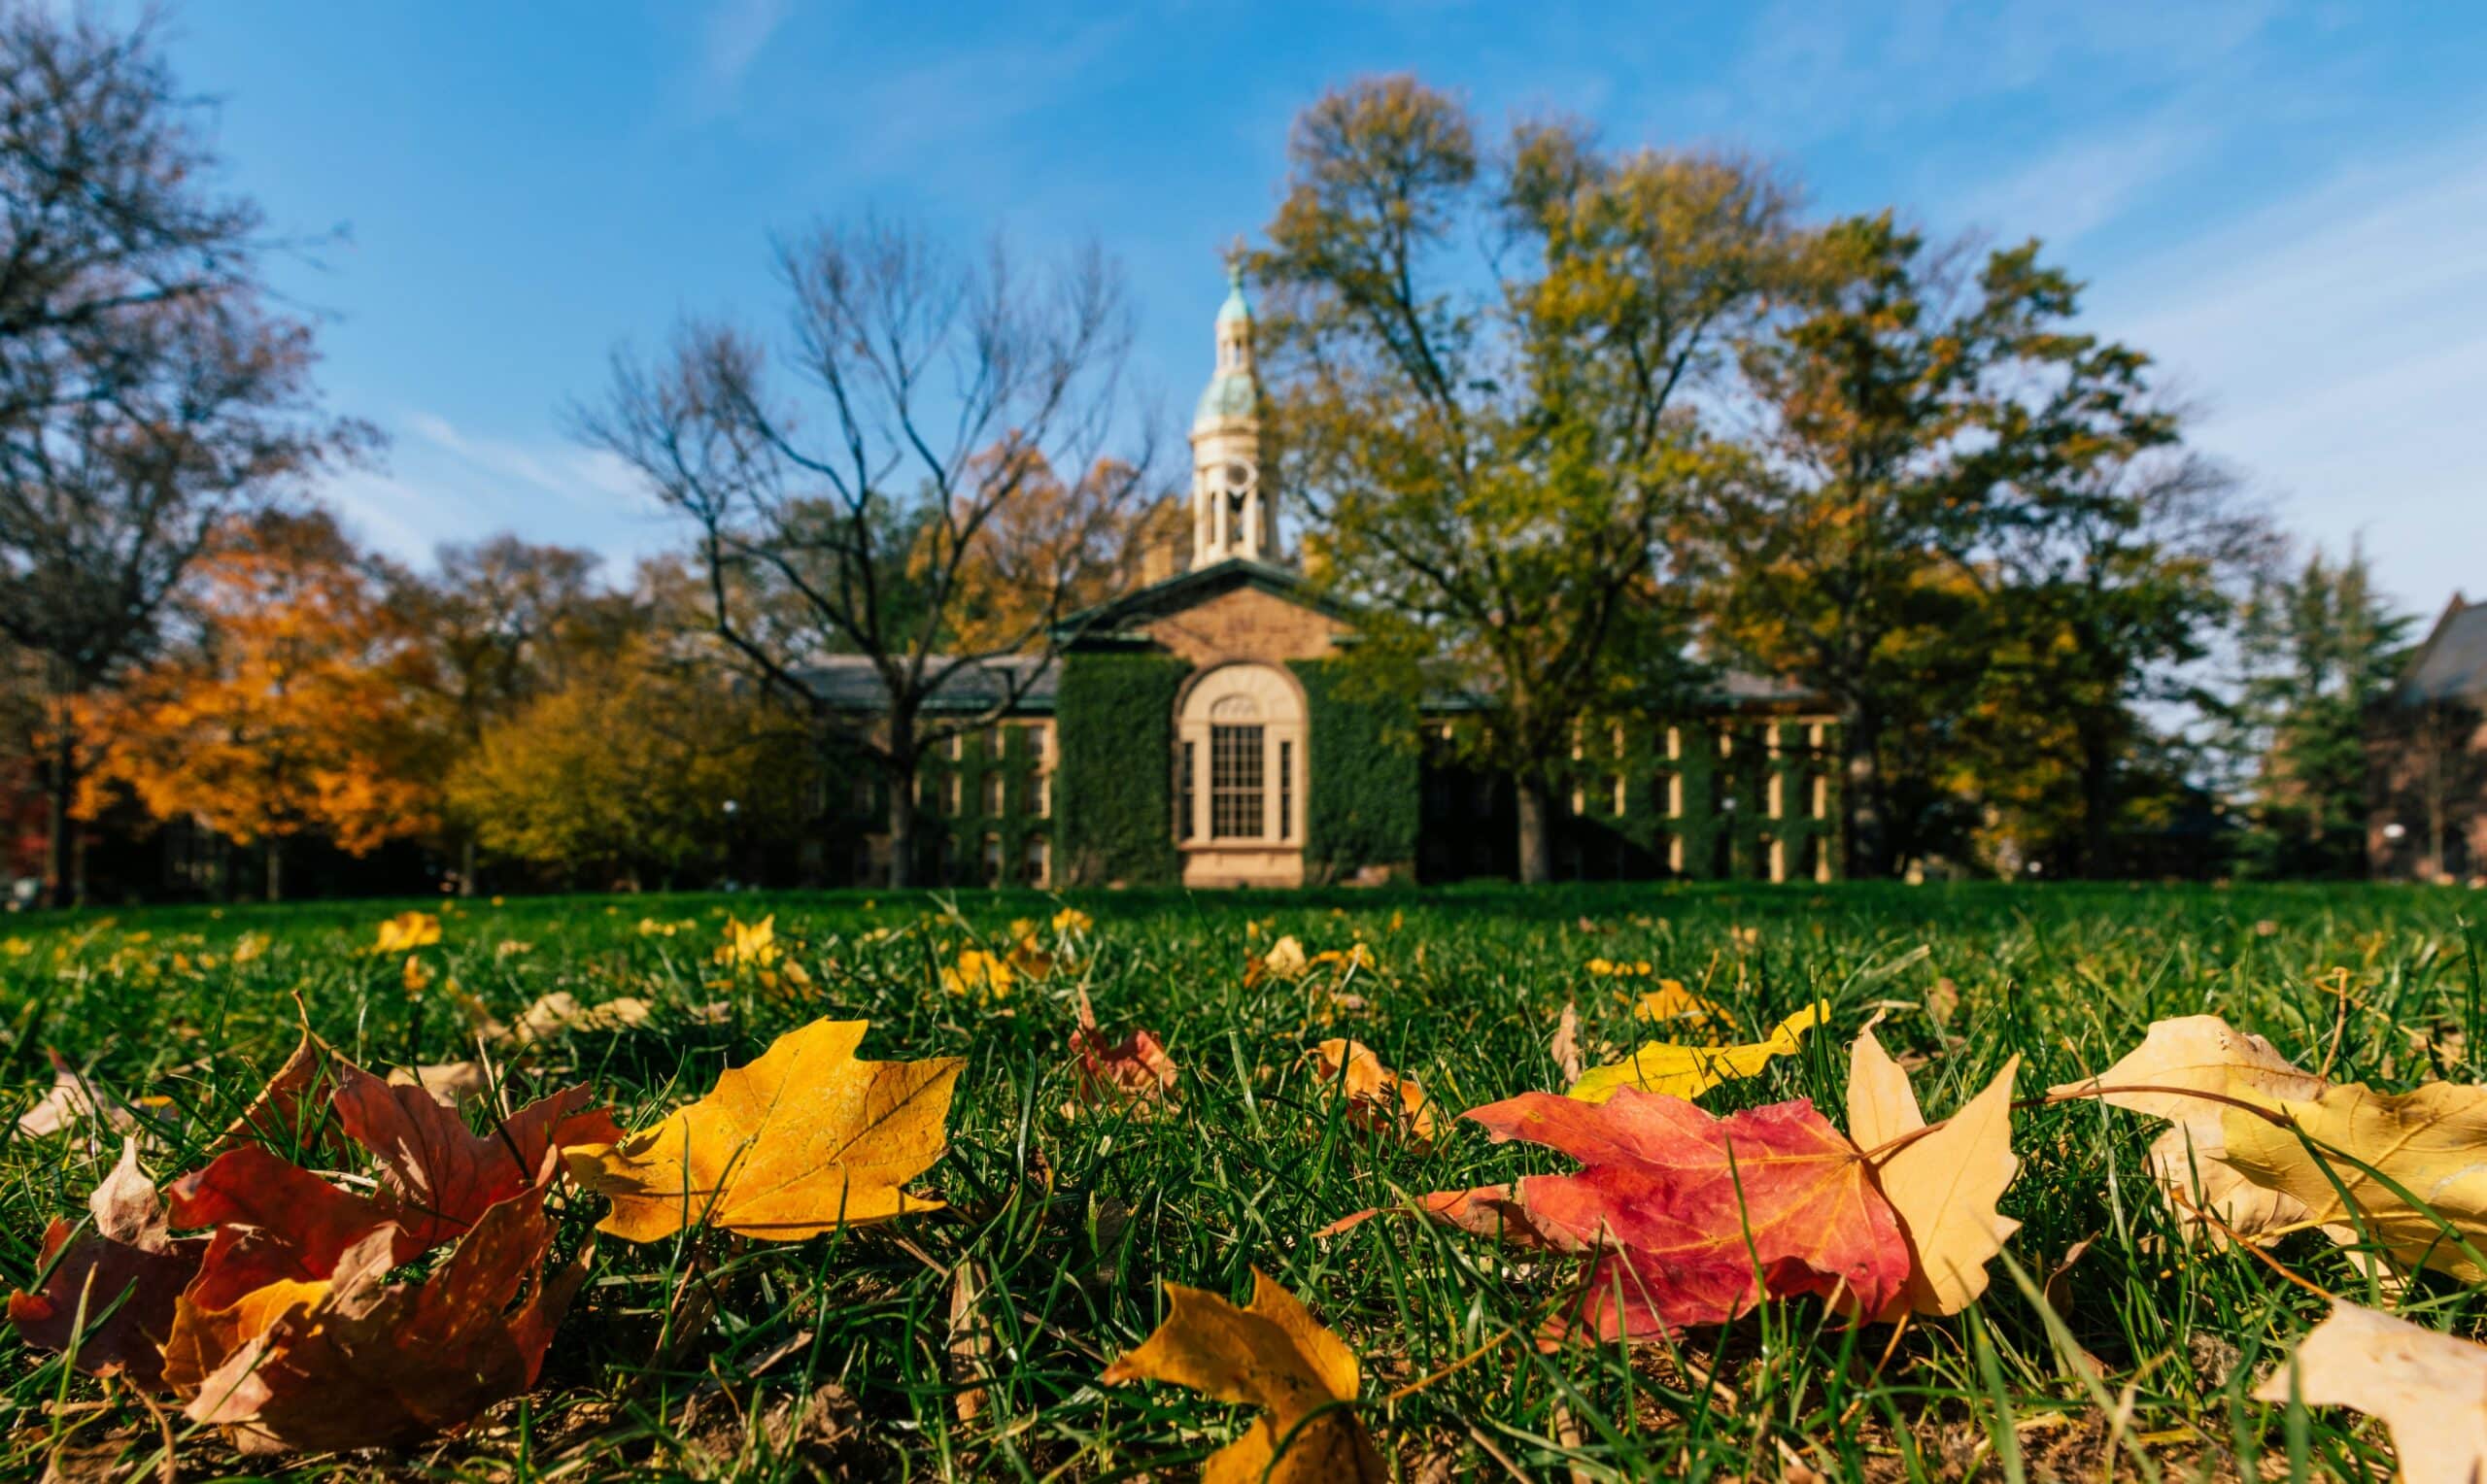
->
[1253,77,1797,881]
[2225,545,2412,877]
[1704,215,2175,877]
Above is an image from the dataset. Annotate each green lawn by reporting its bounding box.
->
[4,882,2480,1480]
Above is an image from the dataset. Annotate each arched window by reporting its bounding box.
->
[1175,664,1307,848]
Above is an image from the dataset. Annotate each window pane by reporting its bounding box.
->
[1278,739,1292,839]
[1210,725,1265,839]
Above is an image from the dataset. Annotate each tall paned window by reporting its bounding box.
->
[1210,724,1266,838]
[1175,663,1308,857]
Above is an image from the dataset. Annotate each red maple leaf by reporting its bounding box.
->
[1352,1090,1912,1341]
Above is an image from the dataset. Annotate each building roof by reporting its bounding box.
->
[2393,592,2487,705]
[796,655,1057,715]
[1053,556,1357,642]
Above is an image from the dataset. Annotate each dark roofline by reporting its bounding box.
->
[1051,556,1360,644]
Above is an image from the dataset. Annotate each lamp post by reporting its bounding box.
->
[723,798,741,890]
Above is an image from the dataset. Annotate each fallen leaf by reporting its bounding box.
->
[940,949,1015,1002]
[1630,981,1725,1028]
[1550,1000,1584,1085]
[1248,934,1310,987]
[5,1139,205,1390]
[2053,1015,2329,1246]
[1363,1090,1911,1341]
[1847,1030,2021,1317]
[168,1144,397,1287]
[389,1062,492,1108]
[1305,1039,1436,1150]
[1101,1269,1385,1483]
[15,1050,157,1144]
[1069,989,1177,1113]
[212,1029,329,1155]
[181,1186,585,1454]
[716,914,778,967]
[1566,1001,1826,1105]
[329,1059,622,1254]
[566,1017,962,1242]
[2224,1080,2487,1281]
[948,1260,994,1425]
[511,991,653,1043]
[371,911,441,955]
[2253,1300,2487,1484]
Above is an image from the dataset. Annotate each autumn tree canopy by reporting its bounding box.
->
[1252,77,1800,883]
[83,510,441,898]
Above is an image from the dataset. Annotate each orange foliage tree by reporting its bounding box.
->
[83,510,443,897]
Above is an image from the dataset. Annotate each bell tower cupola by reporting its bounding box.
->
[1190,263,1273,566]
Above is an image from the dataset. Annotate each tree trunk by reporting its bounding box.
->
[1841,711,1886,879]
[460,835,478,896]
[2078,725,2117,879]
[265,837,284,902]
[1516,776,1553,885]
[885,742,921,890]
[40,717,76,909]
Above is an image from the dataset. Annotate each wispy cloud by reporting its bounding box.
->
[2099,137,2487,606]
[702,0,793,95]
[1949,107,2221,246]
[1720,0,2277,142]
[317,412,670,575]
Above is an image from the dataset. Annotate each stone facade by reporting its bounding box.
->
[1139,583,1351,670]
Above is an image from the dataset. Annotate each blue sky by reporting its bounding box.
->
[161,1,2487,614]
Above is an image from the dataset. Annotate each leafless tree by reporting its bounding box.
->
[578,218,1152,887]
[0,5,368,904]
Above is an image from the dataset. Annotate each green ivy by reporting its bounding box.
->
[1291,659,1418,882]
[1056,652,1187,886]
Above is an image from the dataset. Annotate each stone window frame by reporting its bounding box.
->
[1174,661,1308,851]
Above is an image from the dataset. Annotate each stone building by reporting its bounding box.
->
[2368,591,2487,882]
[828,272,1841,889]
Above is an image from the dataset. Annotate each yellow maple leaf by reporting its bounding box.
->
[1565,1001,1825,1105]
[371,912,440,956]
[1847,1029,2020,1317]
[1051,907,1093,935]
[565,1018,962,1242]
[2253,1300,2487,1484]
[715,914,778,967]
[941,949,1016,1001]
[2224,1080,2487,1281]
[1631,979,1724,1027]
[1101,1269,1385,1483]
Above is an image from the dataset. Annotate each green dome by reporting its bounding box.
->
[1216,263,1251,324]
[1194,369,1259,422]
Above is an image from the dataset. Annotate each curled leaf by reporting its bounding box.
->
[1304,1039,1435,1150]
[1101,1269,1384,1483]
[1566,1001,1824,1105]
[6,1139,205,1390]
[1847,1030,2021,1317]
[1070,990,1176,1113]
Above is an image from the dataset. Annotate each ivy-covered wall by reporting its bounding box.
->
[1290,659,1418,882]
[1420,716,1842,883]
[1056,652,1187,886]
[908,722,1055,887]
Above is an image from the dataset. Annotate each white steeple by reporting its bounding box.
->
[1190,264,1272,566]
